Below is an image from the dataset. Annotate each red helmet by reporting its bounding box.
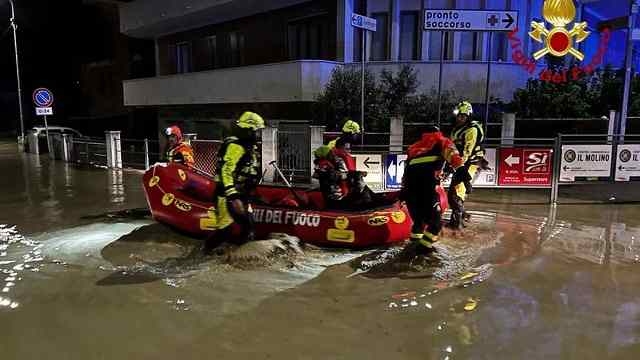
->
[165,126,183,141]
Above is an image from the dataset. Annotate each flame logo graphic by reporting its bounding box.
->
[529,0,589,60]
[543,0,576,27]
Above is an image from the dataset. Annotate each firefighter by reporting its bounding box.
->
[164,125,195,168]
[312,119,362,207]
[204,111,265,253]
[402,125,464,253]
[447,101,485,229]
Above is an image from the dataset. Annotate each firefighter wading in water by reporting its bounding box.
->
[448,101,485,229]
[164,125,195,167]
[402,126,464,253]
[205,111,264,253]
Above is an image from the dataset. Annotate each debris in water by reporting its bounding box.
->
[388,302,398,308]
[464,298,478,311]
[460,272,478,280]
[445,346,453,353]
[425,303,432,309]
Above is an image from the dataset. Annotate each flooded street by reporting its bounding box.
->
[1,140,640,359]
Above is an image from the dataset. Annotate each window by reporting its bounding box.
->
[228,32,245,67]
[487,0,509,61]
[429,32,452,60]
[458,0,482,61]
[175,42,192,73]
[207,36,218,69]
[399,11,419,60]
[428,0,453,60]
[193,35,218,71]
[370,12,388,61]
[288,15,330,60]
[353,0,367,62]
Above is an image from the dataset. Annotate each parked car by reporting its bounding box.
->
[30,126,82,138]
[27,126,83,154]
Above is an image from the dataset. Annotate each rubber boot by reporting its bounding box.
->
[448,197,465,230]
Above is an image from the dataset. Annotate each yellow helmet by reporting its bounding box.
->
[237,111,266,131]
[341,119,361,134]
[453,101,473,116]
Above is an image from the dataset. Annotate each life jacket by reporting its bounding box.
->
[451,121,485,164]
[214,136,260,197]
[166,142,195,167]
[406,132,463,171]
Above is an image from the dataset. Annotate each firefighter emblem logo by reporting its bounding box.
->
[529,0,590,60]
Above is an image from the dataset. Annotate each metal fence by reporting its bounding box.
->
[71,137,108,166]
[278,128,310,184]
[192,139,223,176]
[121,138,161,170]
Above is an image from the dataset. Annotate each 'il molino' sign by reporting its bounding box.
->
[508,0,610,84]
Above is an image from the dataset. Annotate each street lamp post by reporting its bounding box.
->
[9,0,25,145]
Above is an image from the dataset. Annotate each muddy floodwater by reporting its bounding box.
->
[1,140,640,360]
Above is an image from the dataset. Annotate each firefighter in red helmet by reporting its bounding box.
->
[164,125,195,168]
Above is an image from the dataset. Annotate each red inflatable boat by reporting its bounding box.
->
[142,163,446,248]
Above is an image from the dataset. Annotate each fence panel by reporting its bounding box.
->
[192,140,223,176]
[278,128,311,184]
[71,137,107,167]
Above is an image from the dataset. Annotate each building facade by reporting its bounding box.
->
[118,0,631,136]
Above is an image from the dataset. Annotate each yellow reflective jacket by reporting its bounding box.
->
[214,137,259,198]
[451,121,485,164]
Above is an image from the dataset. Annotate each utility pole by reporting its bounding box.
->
[9,0,25,146]
[620,0,638,138]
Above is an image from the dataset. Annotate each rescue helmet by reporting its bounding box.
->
[453,101,473,116]
[165,125,183,141]
[341,119,361,134]
[237,111,266,131]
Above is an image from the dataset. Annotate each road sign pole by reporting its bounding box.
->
[436,31,445,127]
[620,1,638,138]
[361,28,366,145]
[43,115,51,155]
[484,32,493,126]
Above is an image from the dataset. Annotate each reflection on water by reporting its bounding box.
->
[0,225,44,311]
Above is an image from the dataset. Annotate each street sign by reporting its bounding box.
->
[35,107,53,116]
[351,13,377,32]
[354,153,384,191]
[560,145,612,182]
[615,144,640,181]
[33,88,54,108]
[498,148,553,186]
[385,154,407,189]
[442,148,497,187]
[424,9,518,32]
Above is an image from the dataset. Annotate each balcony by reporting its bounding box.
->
[119,0,310,38]
[123,60,339,106]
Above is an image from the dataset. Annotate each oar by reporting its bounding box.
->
[269,160,306,205]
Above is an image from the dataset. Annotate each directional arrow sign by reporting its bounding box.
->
[505,154,520,167]
[424,10,518,32]
[363,157,380,168]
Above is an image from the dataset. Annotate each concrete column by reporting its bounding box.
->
[337,0,355,63]
[62,134,73,162]
[607,110,617,140]
[183,133,197,144]
[261,126,278,183]
[309,126,326,182]
[27,133,39,154]
[105,131,122,169]
[390,0,401,61]
[389,116,404,152]
[501,113,516,146]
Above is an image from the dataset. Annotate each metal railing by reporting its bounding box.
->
[278,129,310,184]
[121,138,161,170]
[71,136,108,166]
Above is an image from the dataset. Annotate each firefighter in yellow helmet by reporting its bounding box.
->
[205,111,265,253]
[447,101,485,229]
[313,119,364,207]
